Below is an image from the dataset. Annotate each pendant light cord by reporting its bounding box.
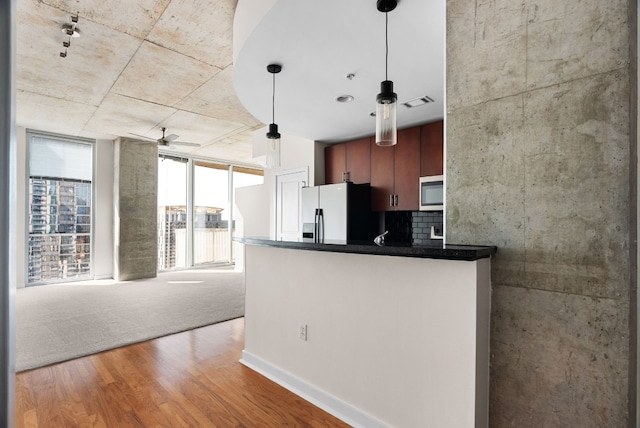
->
[271,72,276,123]
[385,11,389,81]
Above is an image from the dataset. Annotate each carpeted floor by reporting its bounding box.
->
[15,268,245,372]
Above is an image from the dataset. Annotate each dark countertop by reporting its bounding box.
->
[236,236,497,261]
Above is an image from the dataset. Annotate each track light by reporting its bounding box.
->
[60,13,80,58]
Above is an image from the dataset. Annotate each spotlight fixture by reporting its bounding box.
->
[336,95,354,103]
[61,25,80,38]
[266,63,282,168]
[375,0,398,146]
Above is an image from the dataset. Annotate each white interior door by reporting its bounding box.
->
[275,168,308,240]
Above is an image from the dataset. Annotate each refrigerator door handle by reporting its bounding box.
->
[315,208,324,243]
[314,208,324,243]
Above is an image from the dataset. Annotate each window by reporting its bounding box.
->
[157,155,264,271]
[27,132,93,284]
[194,161,230,265]
[157,155,188,270]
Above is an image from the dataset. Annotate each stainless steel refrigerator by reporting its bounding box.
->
[301,182,377,242]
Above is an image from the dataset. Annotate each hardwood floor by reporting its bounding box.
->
[15,318,349,427]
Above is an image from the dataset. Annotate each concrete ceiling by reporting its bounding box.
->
[16,0,263,165]
[16,0,445,166]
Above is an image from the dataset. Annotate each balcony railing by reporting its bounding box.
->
[158,226,233,270]
[28,233,91,284]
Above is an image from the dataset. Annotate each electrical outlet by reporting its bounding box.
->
[298,323,307,341]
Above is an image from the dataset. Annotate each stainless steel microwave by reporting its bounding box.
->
[419,175,444,211]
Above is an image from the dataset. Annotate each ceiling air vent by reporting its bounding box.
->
[403,96,434,108]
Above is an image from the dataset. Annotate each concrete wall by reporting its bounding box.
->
[114,138,158,281]
[446,1,636,427]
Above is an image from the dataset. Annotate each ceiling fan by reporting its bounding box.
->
[130,127,201,148]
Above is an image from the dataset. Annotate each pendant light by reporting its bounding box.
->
[266,63,282,168]
[375,0,398,146]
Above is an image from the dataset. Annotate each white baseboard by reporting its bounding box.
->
[240,351,389,428]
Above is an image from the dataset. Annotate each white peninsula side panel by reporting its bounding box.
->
[241,245,491,428]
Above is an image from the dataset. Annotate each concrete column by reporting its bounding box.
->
[114,138,158,281]
[446,1,636,427]
[0,0,16,425]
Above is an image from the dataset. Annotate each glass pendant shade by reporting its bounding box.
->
[266,123,281,168]
[266,137,281,168]
[375,80,397,146]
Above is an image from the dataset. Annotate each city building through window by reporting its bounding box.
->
[27,132,93,285]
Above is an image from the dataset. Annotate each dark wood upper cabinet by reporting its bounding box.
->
[394,127,421,210]
[370,139,395,211]
[325,122,442,211]
[370,127,421,211]
[345,137,371,184]
[420,120,444,177]
[324,144,346,184]
[325,137,371,184]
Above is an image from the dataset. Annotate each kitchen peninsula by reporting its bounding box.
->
[238,237,496,428]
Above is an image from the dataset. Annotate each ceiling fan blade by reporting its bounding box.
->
[128,132,156,142]
[171,141,201,147]
[164,133,179,142]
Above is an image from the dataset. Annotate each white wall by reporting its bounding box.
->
[235,129,319,268]
[242,245,491,427]
[234,183,270,271]
[93,139,114,279]
[279,132,318,180]
[251,125,320,182]
[235,184,270,238]
[244,128,320,240]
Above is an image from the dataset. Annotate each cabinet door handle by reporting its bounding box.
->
[389,194,394,207]
[395,194,398,206]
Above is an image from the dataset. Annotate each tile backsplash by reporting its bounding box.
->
[412,211,444,245]
[382,210,444,245]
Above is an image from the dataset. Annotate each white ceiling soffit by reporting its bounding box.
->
[233,0,445,144]
[16,0,264,166]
